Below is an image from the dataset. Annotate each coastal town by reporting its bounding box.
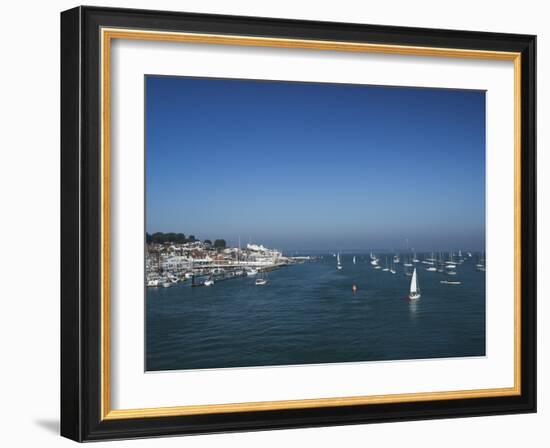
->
[145,233,308,288]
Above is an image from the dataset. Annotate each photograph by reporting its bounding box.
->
[144,75,487,371]
[56,3,538,443]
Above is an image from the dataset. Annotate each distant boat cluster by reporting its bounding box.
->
[146,236,485,299]
[333,250,485,300]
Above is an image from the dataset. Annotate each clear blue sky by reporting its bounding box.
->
[146,75,485,252]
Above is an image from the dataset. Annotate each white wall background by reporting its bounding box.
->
[0,0,546,446]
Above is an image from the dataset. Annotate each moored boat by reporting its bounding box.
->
[370,252,379,266]
[255,271,268,285]
[440,280,461,285]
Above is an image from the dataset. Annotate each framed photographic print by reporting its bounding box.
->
[60,6,536,442]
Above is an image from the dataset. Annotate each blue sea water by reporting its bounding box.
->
[146,254,485,371]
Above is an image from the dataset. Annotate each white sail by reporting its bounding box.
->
[409,268,421,299]
[353,256,356,264]
[410,269,418,294]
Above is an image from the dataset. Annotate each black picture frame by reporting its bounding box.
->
[61,5,536,442]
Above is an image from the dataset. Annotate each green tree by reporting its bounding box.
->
[165,233,177,243]
[151,232,164,244]
[214,239,226,249]
[149,232,187,244]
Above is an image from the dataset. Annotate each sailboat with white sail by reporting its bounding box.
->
[408,268,421,300]
[337,252,343,270]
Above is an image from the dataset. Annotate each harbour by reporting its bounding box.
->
[146,238,313,288]
[144,77,488,373]
[146,250,486,371]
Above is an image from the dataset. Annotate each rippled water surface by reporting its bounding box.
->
[146,254,485,371]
